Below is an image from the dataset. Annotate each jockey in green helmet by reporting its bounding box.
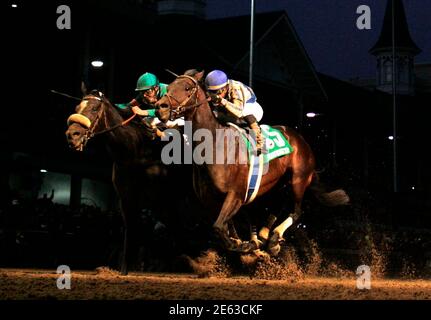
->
[116,72,182,137]
[116,72,167,117]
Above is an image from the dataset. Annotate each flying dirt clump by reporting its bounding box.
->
[321,262,354,278]
[302,239,353,278]
[401,259,418,279]
[95,267,121,277]
[303,239,323,276]
[186,250,231,278]
[358,231,392,279]
[249,247,304,281]
[241,237,354,280]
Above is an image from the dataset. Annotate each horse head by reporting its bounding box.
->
[65,90,109,151]
[156,70,206,121]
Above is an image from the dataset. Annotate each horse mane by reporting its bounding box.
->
[88,89,104,98]
[116,103,135,119]
[184,69,205,88]
[181,70,240,128]
[184,69,201,76]
[85,89,135,119]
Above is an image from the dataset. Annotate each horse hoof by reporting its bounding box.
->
[234,241,258,253]
[229,237,243,246]
[251,238,263,249]
[268,244,281,256]
[253,249,270,260]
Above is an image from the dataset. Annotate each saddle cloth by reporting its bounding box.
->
[227,123,294,204]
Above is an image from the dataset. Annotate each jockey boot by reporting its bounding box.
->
[249,121,263,156]
[244,115,264,155]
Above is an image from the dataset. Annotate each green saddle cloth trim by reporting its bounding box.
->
[243,125,294,163]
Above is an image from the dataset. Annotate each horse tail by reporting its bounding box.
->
[309,171,350,207]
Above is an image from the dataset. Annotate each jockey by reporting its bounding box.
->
[116,72,166,115]
[205,70,264,154]
[116,72,183,134]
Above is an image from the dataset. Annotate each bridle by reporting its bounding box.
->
[67,92,136,150]
[165,75,204,120]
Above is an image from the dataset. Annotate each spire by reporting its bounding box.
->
[370,0,421,55]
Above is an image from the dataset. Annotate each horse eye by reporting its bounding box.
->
[185,87,191,91]
[92,107,98,112]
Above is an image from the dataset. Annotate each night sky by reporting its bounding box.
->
[206,0,430,80]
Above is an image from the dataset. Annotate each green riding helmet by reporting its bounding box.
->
[135,72,159,91]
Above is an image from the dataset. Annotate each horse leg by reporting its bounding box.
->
[228,221,242,246]
[229,215,262,250]
[250,225,263,249]
[119,202,141,275]
[268,174,312,256]
[258,214,278,244]
[113,165,142,275]
[213,192,258,252]
[213,192,242,250]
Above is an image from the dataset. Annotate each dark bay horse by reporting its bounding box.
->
[156,71,349,255]
[65,90,167,274]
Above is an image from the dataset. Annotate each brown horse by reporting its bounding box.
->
[65,90,167,274]
[156,71,349,254]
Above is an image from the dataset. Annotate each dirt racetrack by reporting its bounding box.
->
[1,268,431,300]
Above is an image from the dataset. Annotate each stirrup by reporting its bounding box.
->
[256,146,262,156]
[255,137,264,156]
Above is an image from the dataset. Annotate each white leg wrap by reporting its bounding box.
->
[273,217,293,239]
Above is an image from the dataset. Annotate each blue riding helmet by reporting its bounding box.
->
[205,70,228,91]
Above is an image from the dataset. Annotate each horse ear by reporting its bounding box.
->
[195,70,205,82]
[81,81,88,96]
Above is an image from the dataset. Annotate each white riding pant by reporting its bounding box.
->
[242,101,263,122]
[149,117,185,128]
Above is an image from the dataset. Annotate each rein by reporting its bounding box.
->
[88,111,137,139]
[67,94,137,149]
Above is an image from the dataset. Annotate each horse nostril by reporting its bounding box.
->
[72,131,81,137]
[160,103,169,109]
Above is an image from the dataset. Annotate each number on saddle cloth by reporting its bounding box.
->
[231,124,294,164]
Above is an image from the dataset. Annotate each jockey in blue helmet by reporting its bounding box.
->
[205,70,264,154]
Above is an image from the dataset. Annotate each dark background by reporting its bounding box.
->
[207,0,430,79]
